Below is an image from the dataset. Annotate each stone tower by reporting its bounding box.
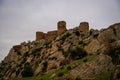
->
[36,32,45,41]
[79,22,89,33]
[57,21,67,35]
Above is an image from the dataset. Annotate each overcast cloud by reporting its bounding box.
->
[0,0,120,61]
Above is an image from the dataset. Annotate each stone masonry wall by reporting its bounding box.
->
[45,30,57,40]
[79,22,89,33]
[36,21,89,40]
[36,21,67,41]
[57,21,67,35]
[36,32,45,41]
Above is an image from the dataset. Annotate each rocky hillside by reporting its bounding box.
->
[0,21,120,80]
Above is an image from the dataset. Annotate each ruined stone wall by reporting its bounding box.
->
[36,32,45,41]
[35,21,67,41]
[79,22,89,33]
[57,21,67,35]
[45,30,57,40]
[36,31,57,40]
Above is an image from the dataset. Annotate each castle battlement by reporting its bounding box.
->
[36,21,89,41]
[45,30,57,40]
[79,22,89,33]
[36,32,45,41]
[57,21,67,35]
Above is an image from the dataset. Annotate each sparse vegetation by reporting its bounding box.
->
[109,38,116,43]
[57,72,64,77]
[21,63,33,77]
[70,47,87,60]
[74,30,80,36]
[31,48,41,56]
[21,58,27,64]
[42,61,48,72]
[14,55,97,80]
[16,51,21,55]
[67,65,71,70]
[16,69,20,76]
[58,45,63,51]
[75,76,82,80]
[95,72,112,80]
[61,32,71,41]
[83,58,88,62]
[108,47,120,65]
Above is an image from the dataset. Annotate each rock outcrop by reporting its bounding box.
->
[67,54,114,80]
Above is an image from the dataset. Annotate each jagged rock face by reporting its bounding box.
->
[84,39,101,54]
[0,22,120,79]
[67,54,114,80]
[109,23,120,40]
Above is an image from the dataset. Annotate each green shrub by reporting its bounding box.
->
[57,72,64,77]
[62,51,69,58]
[21,58,27,64]
[61,32,71,41]
[17,51,21,55]
[32,48,41,56]
[22,63,33,77]
[42,61,48,72]
[83,58,88,62]
[95,72,111,80]
[75,76,82,80]
[67,66,71,70]
[109,38,116,43]
[60,59,70,66]
[74,31,80,36]
[70,47,87,60]
[58,45,63,51]
[16,69,20,76]
[116,72,120,79]
[108,47,120,65]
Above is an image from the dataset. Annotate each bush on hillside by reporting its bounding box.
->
[42,61,48,72]
[70,47,87,60]
[22,63,33,77]
[108,47,120,65]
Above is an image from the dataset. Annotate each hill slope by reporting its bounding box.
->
[0,22,120,80]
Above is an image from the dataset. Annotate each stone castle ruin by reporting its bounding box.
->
[79,22,89,33]
[57,21,67,35]
[36,21,89,41]
[12,21,89,54]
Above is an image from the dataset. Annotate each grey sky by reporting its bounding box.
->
[0,0,120,61]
